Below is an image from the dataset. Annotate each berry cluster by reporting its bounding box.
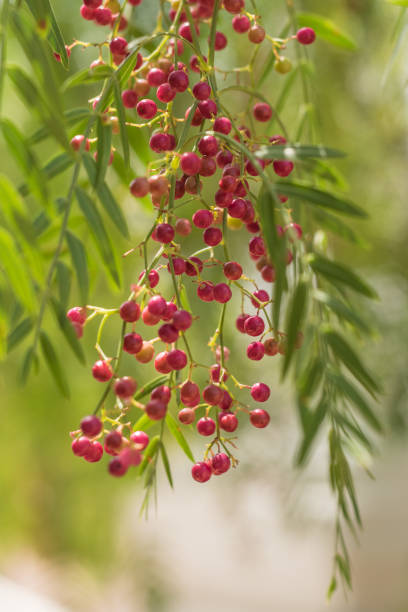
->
[68,0,315,483]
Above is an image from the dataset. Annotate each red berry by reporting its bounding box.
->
[212,453,231,475]
[219,390,233,411]
[167,256,186,275]
[158,323,179,343]
[172,310,192,331]
[120,300,141,322]
[193,209,213,229]
[198,99,217,118]
[70,135,90,152]
[186,256,203,276]
[130,177,149,197]
[175,218,192,236]
[192,462,212,483]
[224,0,245,13]
[105,430,122,452]
[110,37,128,55]
[67,307,86,325]
[251,382,270,402]
[223,261,242,280]
[181,381,200,406]
[80,6,96,20]
[72,436,91,457]
[146,399,167,420]
[251,289,269,308]
[147,68,167,87]
[121,89,138,108]
[193,81,211,100]
[296,27,316,45]
[142,307,160,326]
[108,457,128,477]
[250,408,270,428]
[213,116,232,134]
[203,227,222,246]
[92,360,113,382]
[249,236,266,257]
[114,376,137,398]
[83,0,101,7]
[236,313,250,333]
[248,25,265,44]
[284,222,303,240]
[216,150,233,168]
[180,152,201,175]
[197,281,214,302]
[151,385,171,404]
[227,197,246,218]
[198,135,219,157]
[81,415,102,438]
[213,283,232,303]
[219,412,238,432]
[155,351,173,374]
[214,31,228,50]
[120,447,141,467]
[200,156,217,176]
[261,265,275,283]
[167,349,187,370]
[247,341,265,360]
[178,408,195,424]
[253,102,272,122]
[84,440,103,462]
[130,430,149,450]
[137,98,157,119]
[156,223,175,243]
[244,316,265,336]
[157,83,176,103]
[197,417,216,436]
[168,69,189,92]
[147,295,167,316]
[162,301,178,321]
[273,160,294,177]
[232,14,250,33]
[203,384,223,406]
[135,341,154,363]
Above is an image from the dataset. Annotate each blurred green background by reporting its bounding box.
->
[0,0,407,610]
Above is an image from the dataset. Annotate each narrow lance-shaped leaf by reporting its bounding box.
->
[329,371,382,432]
[308,253,378,299]
[95,116,112,187]
[7,317,33,353]
[0,227,36,313]
[296,398,328,466]
[274,182,367,218]
[134,375,170,402]
[314,290,372,335]
[255,144,346,161]
[75,186,121,288]
[160,442,174,489]
[139,435,160,477]
[324,330,380,396]
[282,278,309,378]
[65,231,89,305]
[165,412,195,462]
[55,261,71,309]
[113,79,129,167]
[83,155,129,238]
[26,0,69,68]
[39,330,70,397]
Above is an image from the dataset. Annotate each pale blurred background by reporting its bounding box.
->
[1,0,408,610]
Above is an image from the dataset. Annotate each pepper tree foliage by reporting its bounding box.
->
[0,0,381,597]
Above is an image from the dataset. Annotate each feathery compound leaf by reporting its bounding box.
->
[329,372,382,432]
[0,227,36,313]
[39,330,70,397]
[274,182,367,218]
[308,254,377,299]
[134,375,170,401]
[83,155,129,238]
[314,290,372,334]
[324,330,380,396]
[65,231,89,305]
[75,186,121,287]
[256,144,346,161]
[282,279,309,378]
[166,413,195,463]
[297,13,357,51]
[160,442,174,488]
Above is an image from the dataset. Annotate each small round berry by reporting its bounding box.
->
[198,135,219,157]
[109,36,128,55]
[142,307,160,326]
[248,24,265,44]
[130,430,149,450]
[223,261,242,280]
[114,376,137,399]
[162,301,178,321]
[273,160,294,177]
[197,281,214,302]
[200,156,217,177]
[213,116,232,134]
[180,152,201,176]
[120,447,142,467]
[249,236,266,257]
[193,81,211,100]
[251,289,269,308]
[83,0,101,8]
[236,313,250,333]
[197,417,216,436]
[212,453,231,475]
[175,218,192,236]
[261,265,276,283]
[275,57,292,74]
[158,323,179,344]
[219,390,233,411]
[148,174,170,196]
[192,462,212,483]
[203,227,222,246]
[296,27,316,45]
[151,385,171,404]
[147,68,167,87]
[136,98,157,119]
[186,256,204,277]
[227,198,246,218]
[214,31,228,50]
[155,351,173,374]
[219,412,238,432]
[135,341,154,363]
[146,399,167,420]
[108,457,128,477]
[251,382,270,402]
[84,440,103,462]
[284,223,303,240]
[172,310,193,331]
[80,6,96,20]
[157,82,176,103]
[264,338,279,356]
[181,381,200,406]
[119,300,141,322]
[178,408,195,425]
[214,283,232,303]
[122,89,138,108]
[198,99,218,118]
[81,415,102,438]
[147,295,167,316]
[105,430,122,452]
[156,223,175,243]
[72,436,91,457]
[216,150,233,168]
[193,209,213,229]
[247,341,265,360]
[232,14,250,33]
[92,360,113,382]
[168,69,189,92]
[203,384,223,406]
[70,135,90,152]
[250,408,270,428]
[224,0,245,13]
[167,349,187,370]
[67,307,87,325]
[167,256,186,275]
[253,102,272,122]
[244,316,265,337]
[150,132,172,153]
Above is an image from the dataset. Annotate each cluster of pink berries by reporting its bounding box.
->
[68,0,314,483]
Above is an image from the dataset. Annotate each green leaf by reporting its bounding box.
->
[26,0,69,68]
[139,435,160,476]
[0,227,36,313]
[324,330,380,396]
[8,64,40,107]
[387,0,408,6]
[297,356,324,400]
[50,297,86,365]
[95,117,112,187]
[55,261,71,308]
[165,412,195,463]
[160,442,174,488]
[132,413,157,432]
[65,231,89,305]
[308,254,377,299]
[327,576,337,600]
[134,375,169,402]
[256,144,346,161]
[19,346,37,385]
[75,186,121,287]
[297,13,357,51]
[329,372,382,432]
[28,107,90,145]
[7,317,33,352]
[274,67,298,116]
[61,64,114,91]
[314,290,372,334]
[296,399,328,466]
[19,153,73,198]
[39,330,70,397]
[275,182,367,218]
[83,155,129,238]
[313,210,367,245]
[113,80,129,167]
[335,554,352,587]
[282,279,309,378]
